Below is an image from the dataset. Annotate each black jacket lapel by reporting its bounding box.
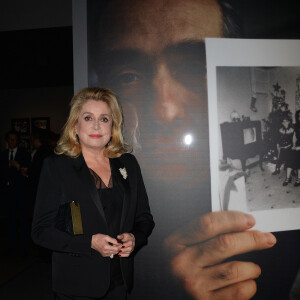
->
[110,157,131,230]
[72,154,107,226]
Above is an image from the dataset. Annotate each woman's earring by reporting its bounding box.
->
[74,133,79,144]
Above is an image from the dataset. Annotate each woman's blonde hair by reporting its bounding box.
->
[56,87,130,158]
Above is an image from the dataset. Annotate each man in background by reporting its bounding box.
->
[0,131,31,256]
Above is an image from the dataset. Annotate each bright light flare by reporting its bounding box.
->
[183,134,193,146]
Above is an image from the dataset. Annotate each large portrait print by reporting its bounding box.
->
[73,1,300,299]
[86,1,213,299]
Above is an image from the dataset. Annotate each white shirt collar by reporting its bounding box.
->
[8,147,18,159]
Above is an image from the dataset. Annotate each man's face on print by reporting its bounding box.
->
[89,0,223,184]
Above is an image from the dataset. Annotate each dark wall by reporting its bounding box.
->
[236,0,300,39]
[0,27,73,89]
[0,26,74,150]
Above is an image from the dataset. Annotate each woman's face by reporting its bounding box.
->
[75,100,113,152]
[282,119,290,128]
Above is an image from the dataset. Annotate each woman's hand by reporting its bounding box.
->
[117,233,135,257]
[91,233,122,258]
[164,211,277,300]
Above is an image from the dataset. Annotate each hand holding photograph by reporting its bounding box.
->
[206,38,300,232]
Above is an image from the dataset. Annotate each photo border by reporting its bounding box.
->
[206,38,300,232]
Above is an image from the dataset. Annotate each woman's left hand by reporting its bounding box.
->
[117,233,135,257]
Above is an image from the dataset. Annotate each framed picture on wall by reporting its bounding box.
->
[11,118,30,134]
[11,118,31,150]
[31,117,50,131]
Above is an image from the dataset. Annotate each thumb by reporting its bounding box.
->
[117,234,124,241]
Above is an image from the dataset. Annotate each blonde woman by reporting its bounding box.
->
[32,87,154,300]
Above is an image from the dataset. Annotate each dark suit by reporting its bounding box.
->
[32,153,154,298]
[0,147,31,189]
[0,147,31,252]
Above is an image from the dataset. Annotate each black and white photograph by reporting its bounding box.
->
[11,118,30,134]
[11,118,31,150]
[206,38,300,232]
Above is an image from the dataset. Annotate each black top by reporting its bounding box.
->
[278,127,294,147]
[89,168,124,290]
[294,123,300,146]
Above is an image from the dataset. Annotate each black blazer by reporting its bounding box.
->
[32,153,154,298]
